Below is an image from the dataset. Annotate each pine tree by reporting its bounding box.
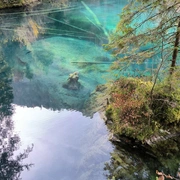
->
[105,0,180,78]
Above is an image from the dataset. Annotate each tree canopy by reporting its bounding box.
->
[104,0,180,158]
[105,0,180,78]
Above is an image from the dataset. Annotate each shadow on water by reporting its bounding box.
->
[0,56,33,179]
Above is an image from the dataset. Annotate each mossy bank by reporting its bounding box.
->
[84,76,180,159]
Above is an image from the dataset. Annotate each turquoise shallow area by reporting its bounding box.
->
[12,36,113,110]
[79,0,127,31]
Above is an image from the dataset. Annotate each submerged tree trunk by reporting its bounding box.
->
[170,19,180,75]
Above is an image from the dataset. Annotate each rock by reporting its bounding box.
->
[109,133,121,143]
[62,72,82,90]
[145,133,180,146]
[95,84,107,92]
[82,84,111,117]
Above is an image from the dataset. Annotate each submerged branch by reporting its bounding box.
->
[81,1,109,37]
[71,61,112,64]
[46,16,97,36]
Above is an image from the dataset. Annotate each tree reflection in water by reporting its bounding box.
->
[104,143,157,180]
[0,55,33,180]
[104,139,180,180]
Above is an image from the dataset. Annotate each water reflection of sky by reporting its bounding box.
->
[13,106,113,180]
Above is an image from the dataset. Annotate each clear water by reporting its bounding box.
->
[13,106,112,180]
[0,0,179,180]
[1,1,125,179]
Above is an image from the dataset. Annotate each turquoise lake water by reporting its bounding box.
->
[0,1,125,179]
[0,0,179,179]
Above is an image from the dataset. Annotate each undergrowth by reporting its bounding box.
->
[106,76,180,143]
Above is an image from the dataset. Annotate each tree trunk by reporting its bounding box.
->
[170,19,180,75]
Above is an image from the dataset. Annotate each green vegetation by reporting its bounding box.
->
[104,0,180,156]
[106,76,180,147]
[103,0,180,174]
[105,0,180,75]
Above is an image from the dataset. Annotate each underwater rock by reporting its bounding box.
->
[62,72,82,90]
[82,84,111,117]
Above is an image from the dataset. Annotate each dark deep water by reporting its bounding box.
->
[0,0,180,180]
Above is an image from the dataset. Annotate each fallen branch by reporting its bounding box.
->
[81,1,109,37]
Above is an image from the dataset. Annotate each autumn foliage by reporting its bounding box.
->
[106,77,180,142]
[111,86,147,125]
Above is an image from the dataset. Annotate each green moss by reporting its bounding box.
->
[105,76,180,155]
